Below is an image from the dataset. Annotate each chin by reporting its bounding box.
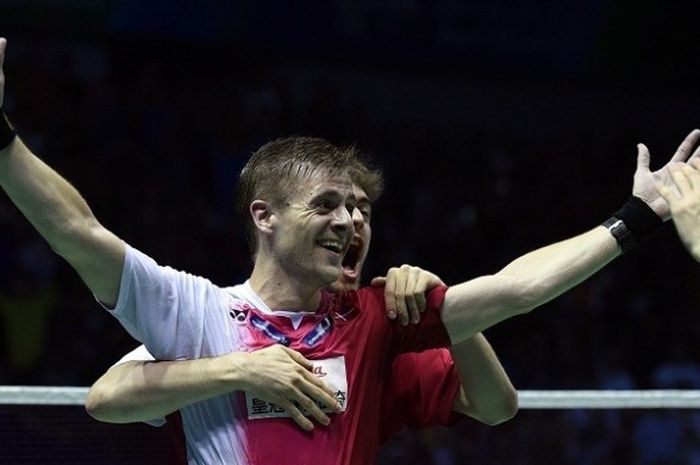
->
[329,277,358,293]
[318,266,342,286]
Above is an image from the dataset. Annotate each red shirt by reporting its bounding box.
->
[167,285,456,465]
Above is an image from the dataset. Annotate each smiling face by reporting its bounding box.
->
[268,170,356,287]
[331,183,372,292]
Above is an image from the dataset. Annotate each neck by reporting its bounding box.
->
[249,259,323,312]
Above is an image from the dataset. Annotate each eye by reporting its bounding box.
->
[360,208,371,219]
[316,198,339,213]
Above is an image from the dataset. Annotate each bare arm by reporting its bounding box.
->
[443,226,619,343]
[450,333,517,425]
[0,39,124,305]
[86,357,231,424]
[86,345,341,431]
[443,130,700,344]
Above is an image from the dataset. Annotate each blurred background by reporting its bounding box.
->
[0,1,699,464]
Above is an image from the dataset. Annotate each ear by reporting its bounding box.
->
[250,200,275,235]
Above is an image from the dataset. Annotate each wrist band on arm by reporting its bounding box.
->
[0,108,17,150]
[603,196,663,252]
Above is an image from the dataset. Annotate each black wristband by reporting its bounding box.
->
[0,108,16,150]
[603,196,663,252]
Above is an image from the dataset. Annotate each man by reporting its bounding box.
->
[85,164,517,446]
[658,159,700,262]
[1,37,699,464]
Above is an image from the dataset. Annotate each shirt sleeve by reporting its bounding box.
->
[100,245,230,360]
[388,285,452,355]
[108,344,165,427]
[378,349,464,443]
[112,345,156,368]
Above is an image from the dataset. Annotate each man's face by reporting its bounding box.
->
[270,170,356,286]
[331,183,372,292]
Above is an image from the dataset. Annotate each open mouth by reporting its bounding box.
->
[341,241,362,277]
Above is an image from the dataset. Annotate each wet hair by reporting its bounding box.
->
[236,136,360,257]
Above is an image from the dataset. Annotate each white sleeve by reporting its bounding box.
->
[108,345,165,428]
[111,345,155,368]
[102,244,230,360]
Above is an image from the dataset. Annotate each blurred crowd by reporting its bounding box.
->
[1,37,700,465]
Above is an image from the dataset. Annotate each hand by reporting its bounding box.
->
[0,38,6,107]
[230,345,340,431]
[657,159,700,262]
[633,129,700,220]
[371,264,445,326]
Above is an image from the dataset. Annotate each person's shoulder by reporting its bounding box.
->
[352,286,385,308]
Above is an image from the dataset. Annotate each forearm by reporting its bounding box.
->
[85,354,247,424]
[0,137,124,303]
[450,333,517,425]
[443,226,620,343]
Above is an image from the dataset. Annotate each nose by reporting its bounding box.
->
[352,207,364,232]
[331,204,353,235]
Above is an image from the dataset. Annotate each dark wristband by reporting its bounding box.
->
[603,196,663,252]
[0,109,16,150]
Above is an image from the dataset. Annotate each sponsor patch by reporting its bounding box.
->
[246,356,348,419]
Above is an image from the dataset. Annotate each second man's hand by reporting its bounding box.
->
[231,345,341,431]
[372,265,445,326]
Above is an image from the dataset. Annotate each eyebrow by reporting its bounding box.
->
[309,189,355,204]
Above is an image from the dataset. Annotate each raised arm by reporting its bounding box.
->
[86,345,341,432]
[442,130,700,344]
[0,38,124,305]
[657,159,700,262]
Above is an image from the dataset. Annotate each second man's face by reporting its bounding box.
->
[331,183,372,293]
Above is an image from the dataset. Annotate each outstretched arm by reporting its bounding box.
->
[0,38,124,305]
[442,130,700,344]
[658,159,700,262]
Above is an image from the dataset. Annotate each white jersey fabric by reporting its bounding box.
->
[106,245,253,464]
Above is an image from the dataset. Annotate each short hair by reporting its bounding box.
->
[348,150,384,202]
[236,136,360,257]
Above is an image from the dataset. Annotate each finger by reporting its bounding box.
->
[682,162,700,190]
[681,164,699,191]
[370,276,386,287]
[0,38,6,69]
[290,387,331,426]
[302,379,341,414]
[404,267,421,324]
[637,143,651,173]
[301,368,339,404]
[413,272,429,313]
[656,183,678,202]
[670,129,700,163]
[278,397,315,431]
[383,268,398,320]
[691,141,700,163]
[670,167,692,196]
[282,346,314,371]
[393,267,410,326]
[692,158,700,171]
